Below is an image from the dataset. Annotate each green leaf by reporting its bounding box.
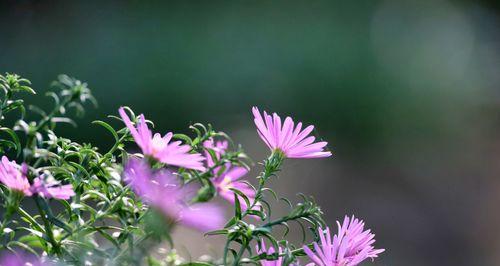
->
[173,133,192,144]
[0,139,16,150]
[234,193,242,220]
[17,85,36,94]
[7,241,39,256]
[229,188,251,211]
[92,120,119,142]
[224,217,238,228]
[51,117,77,127]
[94,227,120,248]
[0,127,21,156]
[17,235,44,249]
[294,220,307,243]
[205,148,218,164]
[83,190,110,204]
[18,208,44,233]
[259,199,270,214]
[205,229,228,236]
[18,227,48,241]
[245,210,266,220]
[37,197,73,233]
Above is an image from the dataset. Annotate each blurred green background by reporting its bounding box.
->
[2,0,500,265]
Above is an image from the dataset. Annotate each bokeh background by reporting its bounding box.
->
[2,1,500,265]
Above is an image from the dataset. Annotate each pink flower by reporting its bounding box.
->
[203,139,257,211]
[203,139,228,168]
[0,157,74,200]
[255,240,299,266]
[31,176,75,200]
[213,165,256,210]
[303,216,384,266]
[256,240,284,266]
[0,156,32,196]
[119,107,205,171]
[123,158,224,232]
[252,107,332,158]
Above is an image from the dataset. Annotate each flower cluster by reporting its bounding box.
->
[0,156,74,200]
[0,73,383,266]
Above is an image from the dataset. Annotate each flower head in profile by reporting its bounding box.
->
[252,107,332,158]
[203,139,256,210]
[213,165,256,210]
[119,107,205,171]
[123,158,224,231]
[203,139,228,168]
[255,240,299,266]
[0,156,32,196]
[256,240,284,266]
[303,216,384,266]
[31,174,75,200]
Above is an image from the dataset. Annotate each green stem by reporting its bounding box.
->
[241,152,284,219]
[223,238,231,265]
[34,197,61,255]
[112,232,154,264]
[0,191,23,242]
[262,213,310,228]
[225,151,285,265]
[35,98,71,132]
[18,207,44,231]
[100,133,128,164]
[233,242,249,266]
[0,204,16,239]
[25,97,72,163]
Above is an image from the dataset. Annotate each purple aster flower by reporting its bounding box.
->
[255,240,300,266]
[119,107,205,171]
[31,175,75,200]
[303,216,384,266]
[0,156,32,196]
[203,139,228,168]
[213,165,257,210]
[203,139,257,211]
[123,158,224,232]
[256,240,284,266]
[252,107,332,159]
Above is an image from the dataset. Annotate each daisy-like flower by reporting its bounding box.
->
[303,216,384,266]
[0,156,74,200]
[213,165,256,210]
[31,175,75,200]
[123,158,224,232]
[256,240,284,266]
[119,107,205,171]
[203,139,257,210]
[252,107,332,158]
[255,240,299,266]
[203,139,228,168]
[0,156,32,196]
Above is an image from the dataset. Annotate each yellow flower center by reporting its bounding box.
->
[219,176,233,192]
